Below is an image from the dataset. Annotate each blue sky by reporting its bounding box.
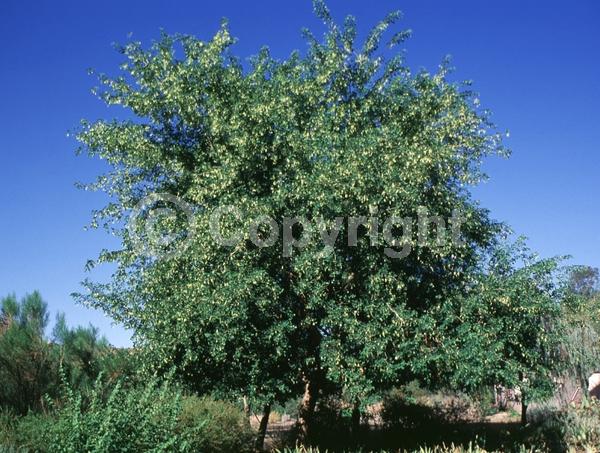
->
[0,0,598,347]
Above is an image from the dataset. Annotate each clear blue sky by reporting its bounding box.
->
[0,0,598,347]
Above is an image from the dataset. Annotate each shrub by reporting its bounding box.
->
[0,293,55,415]
[1,378,256,453]
[381,384,484,430]
[279,396,355,450]
[283,398,302,418]
[0,409,17,448]
[1,409,55,451]
[46,377,188,452]
[528,398,600,452]
[379,386,502,451]
[381,387,440,431]
[178,395,254,453]
[269,411,283,423]
[308,396,358,449]
[271,397,302,420]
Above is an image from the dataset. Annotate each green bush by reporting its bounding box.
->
[379,386,501,451]
[0,409,17,447]
[307,396,353,448]
[47,378,187,452]
[1,378,257,453]
[0,409,54,451]
[272,397,302,419]
[528,398,600,452]
[0,293,55,415]
[381,384,484,430]
[381,387,446,432]
[178,395,254,453]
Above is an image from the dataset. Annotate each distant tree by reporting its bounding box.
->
[559,266,600,396]
[51,313,132,392]
[567,265,599,298]
[0,291,129,414]
[0,292,54,414]
[76,0,508,443]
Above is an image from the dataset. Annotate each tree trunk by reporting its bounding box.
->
[298,377,319,443]
[296,321,322,444]
[351,399,361,439]
[242,396,250,416]
[519,372,528,426]
[255,404,271,451]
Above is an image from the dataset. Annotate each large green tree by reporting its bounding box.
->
[76,1,507,442]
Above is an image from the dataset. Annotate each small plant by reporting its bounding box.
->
[507,408,520,419]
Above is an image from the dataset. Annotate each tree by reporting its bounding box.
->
[437,239,566,424]
[52,313,131,391]
[560,266,600,397]
[76,1,507,443]
[0,292,53,414]
[567,265,599,298]
[0,291,131,415]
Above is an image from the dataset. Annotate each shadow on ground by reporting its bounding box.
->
[264,419,533,452]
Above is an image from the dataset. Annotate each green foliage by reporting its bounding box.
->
[298,395,355,449]
[17,413,54,450]
[1,379,256,453]
[0,292,54,414]
[0,291,133,416]
[52,313,134,392]
[559,266,600,393]
[0,409,18,448]
[178,395,254,453]
[47,377,188,452]
[529,398,600,452]
[381,387,441,431]
[76,0,507,417]
[380,384,483,440]
[0,410,53,452]
[272,397,303,418]
[436,239,566,405]
[556,399,600,450]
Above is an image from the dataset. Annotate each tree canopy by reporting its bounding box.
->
[75,0,566,440]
